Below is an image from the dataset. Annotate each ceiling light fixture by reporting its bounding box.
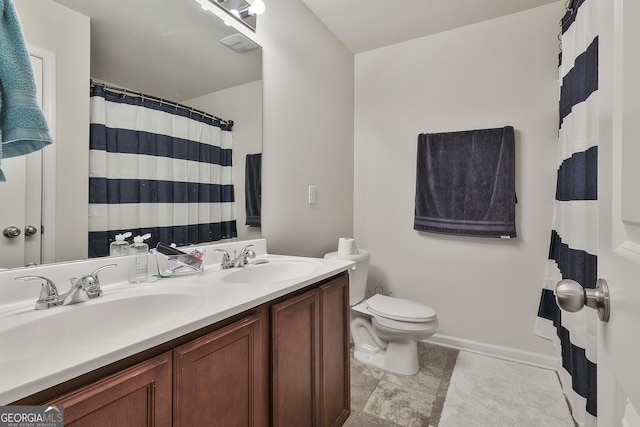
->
[247,0,265,15]
[231,3,263,20]
[198,0,263,31]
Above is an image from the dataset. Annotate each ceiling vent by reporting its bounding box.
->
[219,33,259,53]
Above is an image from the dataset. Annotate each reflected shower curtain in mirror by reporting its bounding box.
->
[88,84,237,257]
[535,1,598,426]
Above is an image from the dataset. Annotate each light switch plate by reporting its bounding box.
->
[308,185,317,204]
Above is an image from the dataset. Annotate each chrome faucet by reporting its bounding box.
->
[16,264,116,310]
[215,245,256,269]
[15,275,62,310]
[64,264,116,304]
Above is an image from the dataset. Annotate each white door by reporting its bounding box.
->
[0,148,42,269]
[0,54,44,269]
[596,0,640,424]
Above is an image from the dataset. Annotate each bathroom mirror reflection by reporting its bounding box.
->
[1,0,262,269]
[213,0,260,31]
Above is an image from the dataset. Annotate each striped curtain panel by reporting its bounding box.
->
[535,0,598,426]
[88,84,237,257]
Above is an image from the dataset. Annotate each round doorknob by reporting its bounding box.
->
[24,225,38,236]
[3,226,21,238]
[555,278,610,322]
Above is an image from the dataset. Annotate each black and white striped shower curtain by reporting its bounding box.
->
[535,0,598,426]
[88,84,237,257]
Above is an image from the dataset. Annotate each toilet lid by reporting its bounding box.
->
[366,294,436,323]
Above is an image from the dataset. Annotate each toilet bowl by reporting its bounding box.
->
[325,239,439,376]
[351,294,438,375]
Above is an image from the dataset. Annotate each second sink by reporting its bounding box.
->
[221,259,320,284]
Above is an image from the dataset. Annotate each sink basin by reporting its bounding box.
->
[222,260,320,284]
[0,291,202,363]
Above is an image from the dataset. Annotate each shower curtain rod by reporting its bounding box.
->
[90,80,232,126]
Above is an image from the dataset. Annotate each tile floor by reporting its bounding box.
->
[345,342,576,427]
[345,342,458,426]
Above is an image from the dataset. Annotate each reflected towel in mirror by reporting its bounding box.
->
[245,153,261,227]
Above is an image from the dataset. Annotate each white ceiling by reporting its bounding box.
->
[302,0,561,54]
[52,0,262,102]
[47,0,561,100]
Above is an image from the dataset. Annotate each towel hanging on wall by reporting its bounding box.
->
[414,126,516,238]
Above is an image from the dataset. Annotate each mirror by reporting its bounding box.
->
[3,0,262,269]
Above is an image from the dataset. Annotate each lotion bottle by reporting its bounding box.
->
[109,232,132,256]
[129,233,151,283]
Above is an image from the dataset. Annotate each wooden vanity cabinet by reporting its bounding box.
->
[271,273,350,427]
[319,275,351,427]
[45,312,268,427]
[28,272,349,427]
[173,312,268,427]
[272,288,321,426]
[47,352,172,427]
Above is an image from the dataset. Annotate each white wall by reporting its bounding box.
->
[257,0,355,257]
[14,0,90,262]
[186,80,263,242]
[354,3,565,355]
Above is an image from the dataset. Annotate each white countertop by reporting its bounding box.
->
[0,239,353,404]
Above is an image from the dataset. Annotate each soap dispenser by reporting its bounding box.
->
[129,233,151,283]
[109,232,132,256]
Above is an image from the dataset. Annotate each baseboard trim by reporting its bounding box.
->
[425,333,559,370]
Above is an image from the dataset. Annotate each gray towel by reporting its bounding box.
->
[414,126,516,238]
[0,0,53,181]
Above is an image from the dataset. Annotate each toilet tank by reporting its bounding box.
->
[324,249,370,306]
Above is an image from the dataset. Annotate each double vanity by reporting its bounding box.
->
[0,239,353,426]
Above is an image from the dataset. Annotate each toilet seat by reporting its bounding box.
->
[372,316,438,332]
[366,294,436,323]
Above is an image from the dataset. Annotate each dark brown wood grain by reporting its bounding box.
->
[46,352,172,427]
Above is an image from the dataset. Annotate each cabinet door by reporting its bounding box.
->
[173,312,267,427]
[320,275,350,427]
[47,352,172,427]
[271,289,321,427]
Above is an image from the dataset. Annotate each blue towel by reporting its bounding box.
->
[414,126,517,238]
[0,0,53,181]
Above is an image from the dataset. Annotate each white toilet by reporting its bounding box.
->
[325,239,438,376]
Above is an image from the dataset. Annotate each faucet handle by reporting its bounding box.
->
[90,264,117,281]
[237,244,256,266]
[241,249,256,265]
[214,249,232,269]
[89,263,116,286]
[215,248,230,260]
[15,276,62,310]
[240,244,254,253]
[77,263,116,299]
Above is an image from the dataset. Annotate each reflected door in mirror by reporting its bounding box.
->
[0,153,43,268]
[0,53,47,269]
